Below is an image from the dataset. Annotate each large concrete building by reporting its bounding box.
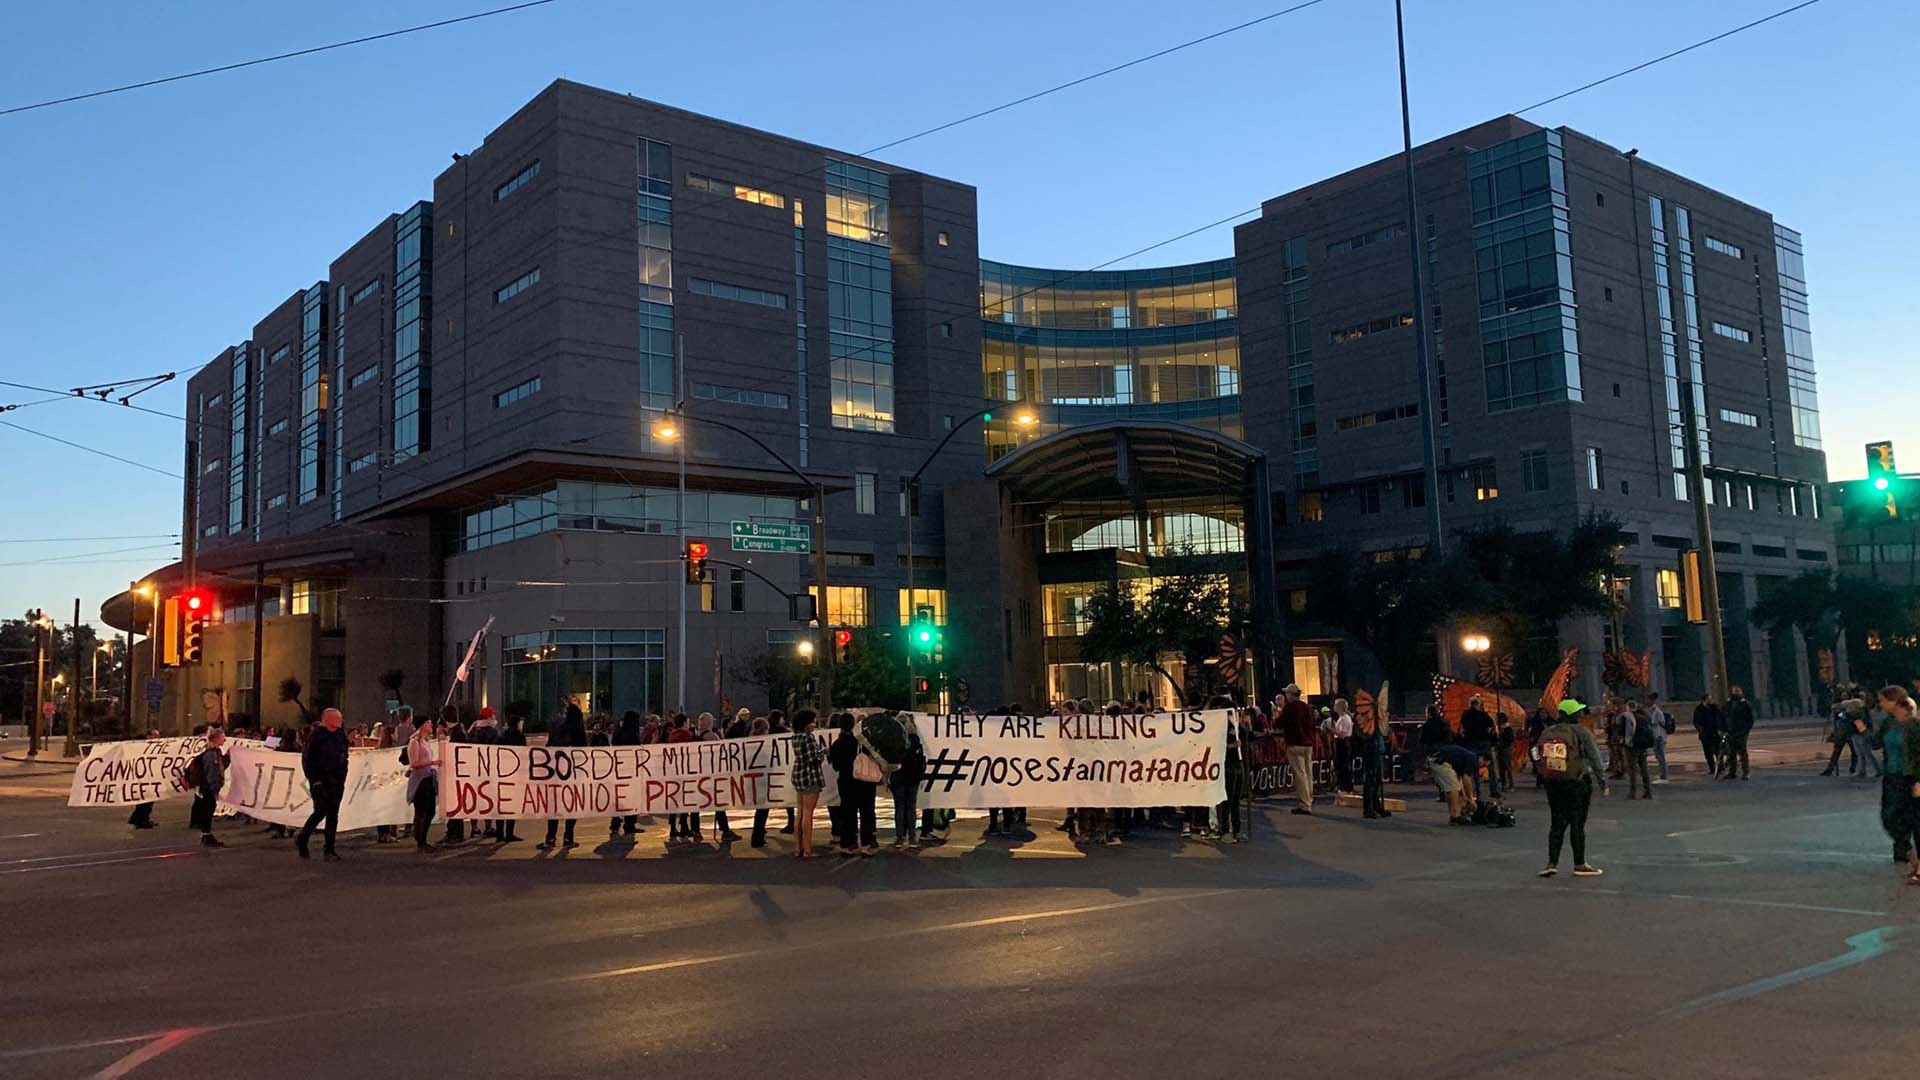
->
[108,83,1834,731]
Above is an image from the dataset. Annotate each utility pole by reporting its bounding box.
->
[64,598,81,757]
[27,608,47,757]
[1395,0,1445,557]
[675,334,688,714]
[1679,390,1730,700]
[251,562,265,724]
[813,480,835,711]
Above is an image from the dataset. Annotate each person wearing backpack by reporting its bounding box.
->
[1536,699,1609,878]
[1627,703,1657,800]
[1722,687,1755,780]
[186,727,231,848]
[1645,693,1671,783]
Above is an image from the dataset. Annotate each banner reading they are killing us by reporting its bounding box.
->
[908,709,1229,809]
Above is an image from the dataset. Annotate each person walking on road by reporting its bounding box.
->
[1536,699,1609,878]
[1645,693,1671,783]
[1626,703,1656,800]
[1722,687,1754,780]
[1277,684,1316,816]
[188,727,230,848]
[1839,692,1880,781]
[1692,695,1723,776]
[297,708,350,862]
[1822,696,1858,777]
[1872,686,1920,883]
[406,715,440,853]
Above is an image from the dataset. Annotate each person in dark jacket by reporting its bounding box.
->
[1692,695,1723,775]
[611,710,643,838]
[496,715,526,842]
[1458,695,1499,799]
[1357,704,1392,819]
[190,727,231,847]
[437,705,469,845]
[297,708,350,861]
[540,704,587,851]
[1419,703,1452,801]
[890,716,927,850]
[827,713,878,855]
[1722,687,1755,780]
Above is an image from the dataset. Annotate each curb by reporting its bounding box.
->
[2,752,79,769]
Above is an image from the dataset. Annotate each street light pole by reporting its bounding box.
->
[1395,0,1445,557]
[27,608,48,757]
[65,598,81,758]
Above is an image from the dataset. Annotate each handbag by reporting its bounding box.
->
[851,728,892,784]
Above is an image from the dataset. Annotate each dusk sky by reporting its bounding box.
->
[1,0,1912,628]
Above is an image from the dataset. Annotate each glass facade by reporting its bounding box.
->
[826,159,894,432]
[457,481,800,554]
[504,629,665,721]
[393,201,432,461]
[1773,223,1820,449]
[1468,130,1582,412]
[979,258,1240,460]
[1673,205,1711,465]
[639,138,675,410]
[226,341,250,535]
[1649,196,1693,500]
[296,282,328,504]
[792,197,810,465]
[332,282,347,520]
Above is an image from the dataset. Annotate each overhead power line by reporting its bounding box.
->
[0,418,182,478]
[0,0,563,118]
[0,534,179,545]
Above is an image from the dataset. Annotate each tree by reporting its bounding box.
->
[278,676,313,724]
[732,649,810,714]
[1755,570,1920,696]
[379,668,406,706]
[1080,562,1238,702]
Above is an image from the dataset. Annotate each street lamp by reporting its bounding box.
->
[650,406,834,710]
[898,402,1041,704]
[796,639,815,660]
[93,641,111,700]
[1460,633,1490,654]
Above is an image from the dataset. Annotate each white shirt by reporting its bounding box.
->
[1321,713,1354,738]
[1647,705,1668,742]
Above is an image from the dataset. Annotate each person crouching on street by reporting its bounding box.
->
[1426,740,1481,825]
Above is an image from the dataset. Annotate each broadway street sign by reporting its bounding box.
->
[730,520,810,554]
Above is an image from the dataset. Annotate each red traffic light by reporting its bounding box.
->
[183,590,208,613]
[687,541,710,560]
[833,629,852,647]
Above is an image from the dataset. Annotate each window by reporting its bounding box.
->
[495,160,541,202]
[1595,191,1606,207]
[1704,235,1743,259]
[351,279,381,305]
[1325,222,1406,257]
[898,588,947,625]
[206,393,224,410]
[826,159,894,432]
[825,552,874,568]
[808,585,871,627]
[1719,407,1759,427]
[1789,486,1802,516]
[348,452,376,473]
[1335,402,1419,431]
[1521,450,1550,493]
[1329,312,1413,344]
[1470,462,1500,501]
[1297,491,1324,523]
[266,493,287,509]
[937,231,950,247]
[1604,286,1614,302]
[1586,447,1603,491]
[1656,568,1683,609]
[939,322,953,338]
[729,567,746,612]
[494,377,541,408]
[1745,483,1757,511]
[268,418,289,436]
[689,277,787,309]
[686,172,784,209]
[1288,590,1308,614]
[1358,485,1382,515]
[692,382,788,409]
[1711,321,1751,344]
[270,345,290,364]
[494,267,540,304]
[1400,474,1426,509]
[854,472,876,514]
[203,524,219,537]
[203,457,222,475]
[349,366,378,389]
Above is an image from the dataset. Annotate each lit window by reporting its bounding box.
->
[808,585,870,627]
[494,267,540,304]
[1471,463,1500,501]
[854,472,876,515]
[898,588,947,625]
[686,173,785,209]
[1297,492,1324,523]
[1656,568,1683,609]
[1329,312,1414,344]
[1586,446,1603,491]
[937,231,950,247]
[1288,590,1307,614]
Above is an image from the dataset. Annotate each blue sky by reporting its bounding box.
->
[1,0,1912,627]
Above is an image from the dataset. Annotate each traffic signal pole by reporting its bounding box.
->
[65,598,81,758]
[1680,387,1730,701]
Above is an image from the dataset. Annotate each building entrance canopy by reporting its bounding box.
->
[985,419,1267,507]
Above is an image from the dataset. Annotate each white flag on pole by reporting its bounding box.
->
[454,616,495,686]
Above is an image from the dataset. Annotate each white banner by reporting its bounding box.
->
[909,709,1229,808]
[440,732,840,820]
[219,741,422,830]
[69,736,206,807]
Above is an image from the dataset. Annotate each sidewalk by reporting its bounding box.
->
[0,744,80,768]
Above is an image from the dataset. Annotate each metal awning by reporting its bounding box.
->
[984,419,1265,506]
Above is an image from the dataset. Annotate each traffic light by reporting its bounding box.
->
[685,540,709,584]
[832,628,852,663]
[181,589,211,664]
[1866,441,1899,519]
[910,606,942,656]
[915,677,931,695]
[160,596,181,667]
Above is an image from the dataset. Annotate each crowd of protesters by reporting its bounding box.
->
[136,674,1920,887]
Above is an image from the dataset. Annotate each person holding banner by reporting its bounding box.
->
[497,714,526,842]
[890,716,927,851]
[612,710,644,839]
[187,727,230,847]
[828,713,879,855]
[406,715,441,853]
[297,708,350,862]
[790,712,826,858]
[127,729,163,830]
[538,704,586,852]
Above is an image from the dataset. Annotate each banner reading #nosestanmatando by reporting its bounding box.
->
[910,709,1229,809]
[440,732,839,820]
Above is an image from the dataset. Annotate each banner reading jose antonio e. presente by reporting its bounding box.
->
[907,709,1229,808]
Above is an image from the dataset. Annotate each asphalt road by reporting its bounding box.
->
[2,758,1912,1080]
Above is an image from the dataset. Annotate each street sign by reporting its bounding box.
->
[730,520,810,554]
[144,678,164,706]
[41,701,56,720]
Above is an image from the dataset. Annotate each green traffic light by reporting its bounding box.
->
[916,627,932,644]
[1875,476,1891,491]
[981,413,992,422]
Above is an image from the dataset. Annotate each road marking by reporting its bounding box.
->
[1,846,189,865]
[1666,824,1734,838]
[92,1028,204,1080]
[1410,878,1886,917]
[0,852,195,875]
[0,832,43,839]
[1660,926,1897,1017]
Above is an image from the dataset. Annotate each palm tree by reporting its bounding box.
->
[379,668,406,707]
[277,676,313,724]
